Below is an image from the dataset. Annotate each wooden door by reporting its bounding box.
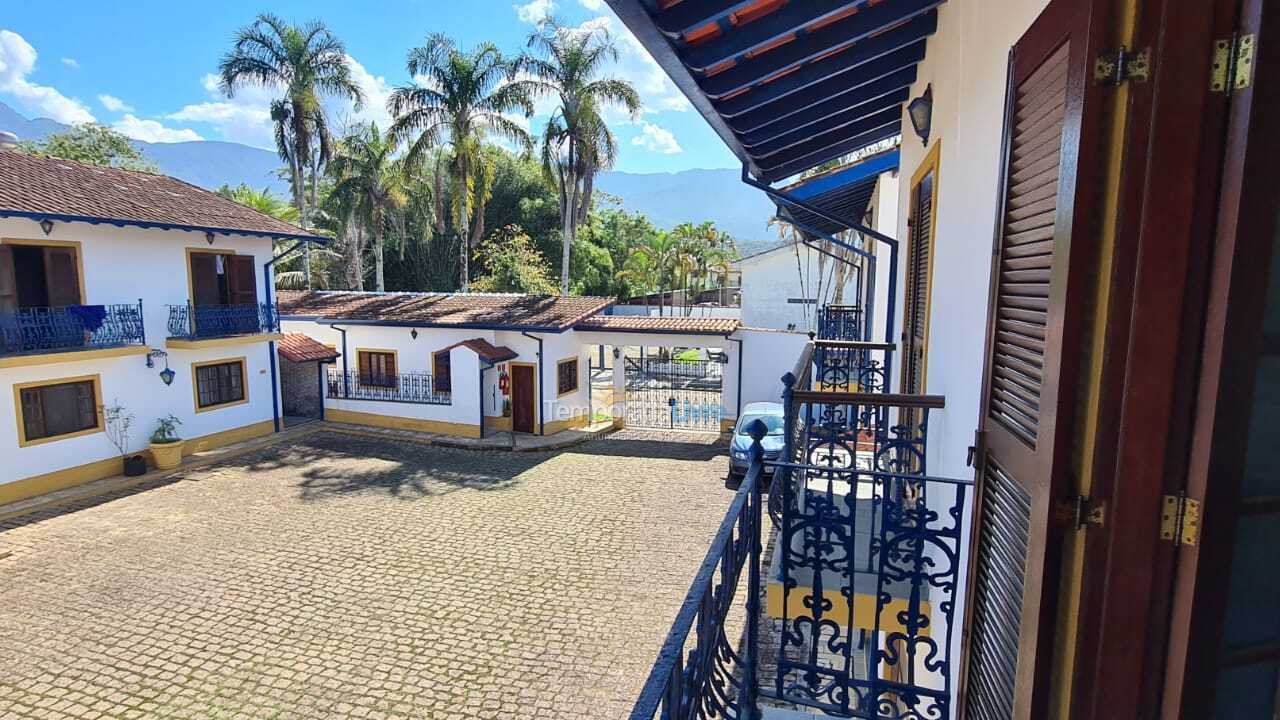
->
[227,255,257,306]
[962,1,1108,717]
[0,246,16,313]
[43,246,81,306]
[902,149,937,396]
[189,252,222,306]
[511,364,535,434]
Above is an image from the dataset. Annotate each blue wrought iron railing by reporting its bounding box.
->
[813,339,894,395]
[629,423,767,720]
[0,301,146,356]
[817,304,864,342]
[166,302,279,340]
[326,368,451,405]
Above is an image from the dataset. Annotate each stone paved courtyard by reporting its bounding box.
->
[0,430,735,719]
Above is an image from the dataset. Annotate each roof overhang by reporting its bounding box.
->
[778,148,901,235]
[0,209,330,244]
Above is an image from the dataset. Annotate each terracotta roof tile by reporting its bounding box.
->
[0,150,322,240]
[574,315,740,335]
[277,291,614,332]
[442,338,520,363]
[277,333,340,363]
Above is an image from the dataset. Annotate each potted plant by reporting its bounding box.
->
[149,414,184,470]
[103,400,146,477]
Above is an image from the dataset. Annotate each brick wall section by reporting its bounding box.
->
[281,358,321,417]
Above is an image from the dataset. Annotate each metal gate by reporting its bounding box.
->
[625,356,724,432]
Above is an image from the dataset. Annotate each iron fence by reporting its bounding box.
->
[817,304,864,342]
[326,368,451,405]
[813,339,894,395]
[629,424,767,720]
[167,302,279,340]
[0,301,146,356]
[625,356,725,431]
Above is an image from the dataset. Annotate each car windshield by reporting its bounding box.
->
[737,413,784,436]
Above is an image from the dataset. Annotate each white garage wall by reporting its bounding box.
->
[736,329,811,412]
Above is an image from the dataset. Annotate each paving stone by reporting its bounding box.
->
[0,430,733,719]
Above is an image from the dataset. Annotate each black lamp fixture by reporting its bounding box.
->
[205,231,216,245]
[146,349,176,385]
[907,84,933,147]
[410,328,419,340]
[39,219,54,235]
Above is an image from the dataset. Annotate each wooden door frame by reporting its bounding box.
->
[1066,1,1242,717]
[509,361,537,434]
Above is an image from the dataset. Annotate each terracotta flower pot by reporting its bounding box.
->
[149,440,184,470]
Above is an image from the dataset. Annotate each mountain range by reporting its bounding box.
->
[0,101,779,250]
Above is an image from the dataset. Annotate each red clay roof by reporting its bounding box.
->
[574,314,741,335]
[0,150,323,241]
[277,333,340,363]
[277,291,614,332]
[442,338,520,363]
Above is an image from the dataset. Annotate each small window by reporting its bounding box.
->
[195,360,246,409]
[18,377,100,444]
[433,351,452,394]
[358,350,397,388]
[557,358,579,396]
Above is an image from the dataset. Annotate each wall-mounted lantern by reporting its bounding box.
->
[907,84,933,147]
[205,231,216,245]
[410,328,419,340]
[39,219,54,236]
[146,349,176,385]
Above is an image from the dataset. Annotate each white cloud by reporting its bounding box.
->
[60,57,78,69]
[516,0,556,23]
[578,0,605,9]
[112,114,203,143]
[326,55,394,134]
[0,30,95,124]
[98,94,133,113]
[566,15,691,115]
[631,120,682,154]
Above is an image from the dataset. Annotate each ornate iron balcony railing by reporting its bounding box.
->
[817,304,864,341]
[630,423,767,720]
[0,301,146,357]
[326,368,451,406]
[813,339,894,395]
[166,302,279,340]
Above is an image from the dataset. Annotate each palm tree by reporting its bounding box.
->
[217,184,300,222]
[329,123,409,292]
[624,232,679,316]
[388,34,533,291]
[523,21,640,295]
[219,13,363,287]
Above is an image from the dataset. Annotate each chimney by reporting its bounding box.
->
[0,131,18,151]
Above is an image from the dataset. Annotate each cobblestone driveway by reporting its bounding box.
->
[0,430,733,719]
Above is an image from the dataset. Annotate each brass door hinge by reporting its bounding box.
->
[1211,33,1255,93]
[1160,493,1201,547]
[1058,494,1106,529]
[1095,46,1152,86]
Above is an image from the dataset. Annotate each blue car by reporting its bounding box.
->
[729,402,786,479]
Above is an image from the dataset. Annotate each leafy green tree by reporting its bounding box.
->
[217,184,300,222]
[22,124,155,172]
[328,123,409,291]
[471,225,558,294]
[219,13,363,286]
[388,34,534,291]
[574,206,658,297]
[522,20,640,295]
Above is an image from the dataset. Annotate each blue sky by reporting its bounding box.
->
[0,0,738,174]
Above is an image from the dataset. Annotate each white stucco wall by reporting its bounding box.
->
[736,328,811,409]
[868,172,900,347]
[1,217,279,486]
[737,244,855,333]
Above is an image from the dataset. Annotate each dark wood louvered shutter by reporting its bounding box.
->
[903,171,934,395]
[43,246,81,306]
[189,252,222,306]
[226,255,257,306]
[963,1,1106,718]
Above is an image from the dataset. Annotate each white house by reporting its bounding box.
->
[0,149,323,505]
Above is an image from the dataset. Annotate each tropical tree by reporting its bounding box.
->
[219,13,363,287]
[522,20,640,295]
[21,124,155,171]
[471,225,559,294]
[328,123,410,291]
[622,231,679,316]
[388,33,534,291]
[217,184,300,222]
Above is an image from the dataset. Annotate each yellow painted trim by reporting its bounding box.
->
[2,237,87,305]
[486,415,513,432]
[184,246,236,310]
[555,356,580,398]
[190,356,250,413]
[901,140,941,393]
[765,580,929,637]
[166,332,283,350]
[0,344,149,369]
[544,411,590,436]
[1,419,274,506]
[179,419,273,456]
[12,373,104,448]
[509,361,539,433]
[324,407,481,438]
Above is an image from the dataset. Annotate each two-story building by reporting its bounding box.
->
[0,149,323,505]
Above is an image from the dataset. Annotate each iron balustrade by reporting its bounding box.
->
[817,304,864,342]
[166,302,279,340]
[813,339,894,395]
[325,368,451,405]
[629,423,768,720]
[766,381,971,719]
[0,301,146,356]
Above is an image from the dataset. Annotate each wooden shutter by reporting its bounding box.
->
[43,246,81,306]
[189,252,222,306]
[227,255,258,306]
[903,170,935,395]
[19,387,46,440]
[963,1,1106,718]
[0,246,17,313]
